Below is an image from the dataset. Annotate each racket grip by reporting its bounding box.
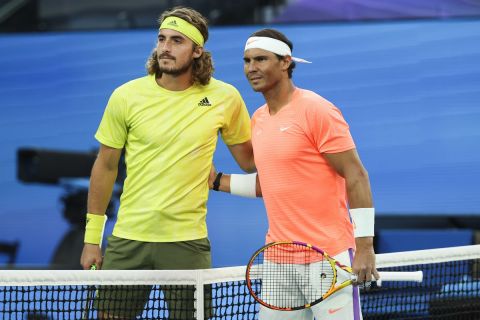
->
[376,271,423,286]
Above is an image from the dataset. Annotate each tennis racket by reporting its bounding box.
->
[246,241,423,311]
[82,264,97,320]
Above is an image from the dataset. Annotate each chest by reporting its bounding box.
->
[252,112,317,164]
[127,93,224,148]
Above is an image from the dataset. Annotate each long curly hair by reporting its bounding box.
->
[146,6,214,85]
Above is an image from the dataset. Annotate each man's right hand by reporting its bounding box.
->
[80,243,103,270]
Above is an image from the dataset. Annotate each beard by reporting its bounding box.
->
[157,55,193,76]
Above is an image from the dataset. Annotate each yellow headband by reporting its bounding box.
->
[160,16,204,46]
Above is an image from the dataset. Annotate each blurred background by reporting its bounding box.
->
[1,0,480,270]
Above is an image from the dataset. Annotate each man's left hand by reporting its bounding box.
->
[352,237,380,285]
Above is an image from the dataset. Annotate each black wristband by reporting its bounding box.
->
[213,172,223,191]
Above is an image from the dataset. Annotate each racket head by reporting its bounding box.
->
[245,241,339,311]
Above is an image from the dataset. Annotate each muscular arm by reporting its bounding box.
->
[208,140,258,195]
[208,164,262,197]
[324,149,379,283]
[87,144,122,214]
[324,149,373,208]
[227,140,256,173]
[80,144,122,270]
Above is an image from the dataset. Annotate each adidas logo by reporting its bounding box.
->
[167,20,178,27]
[198,97,212,106]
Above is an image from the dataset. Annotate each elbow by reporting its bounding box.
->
[347,167,370,189]
[360,167,370,181]
[93,157,119,176]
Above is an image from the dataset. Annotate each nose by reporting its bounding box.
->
[159,40,171,52]
[245,61,257,73]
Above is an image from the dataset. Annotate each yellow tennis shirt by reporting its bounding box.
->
[95,74,251,242]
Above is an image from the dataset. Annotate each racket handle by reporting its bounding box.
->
[350,271,423,286]
[376,271,423,286]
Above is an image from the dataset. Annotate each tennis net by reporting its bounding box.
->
[0,244,479,319]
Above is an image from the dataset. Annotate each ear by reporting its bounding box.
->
[193,46,203,59]
[282,56,292,72]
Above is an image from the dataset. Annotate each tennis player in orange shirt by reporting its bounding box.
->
[211,28,379,320]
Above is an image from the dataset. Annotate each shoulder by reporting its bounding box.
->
[293,88,344,121]
[205,78,241,95]
[252,103,268,120]
[106,76,151,116]
[115,75,151,94]
[200,78,246,111]
[295,88,333,110]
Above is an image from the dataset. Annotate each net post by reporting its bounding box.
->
[195,270,205,320]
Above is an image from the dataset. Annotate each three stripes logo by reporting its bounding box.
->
[198,97,212,107]
[167,20,178,27]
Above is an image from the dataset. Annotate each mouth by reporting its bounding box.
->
[248,76,262,82]
[158,55,175,60]
[249,79,262,87]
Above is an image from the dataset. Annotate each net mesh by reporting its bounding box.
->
[0,245,479,320]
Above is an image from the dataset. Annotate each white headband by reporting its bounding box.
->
[244,36,312,64]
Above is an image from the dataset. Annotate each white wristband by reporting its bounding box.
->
[350,208,375,238]
[230,173,257,198]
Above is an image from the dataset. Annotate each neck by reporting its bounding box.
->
[263,80,295,115]
[156,71,194,91]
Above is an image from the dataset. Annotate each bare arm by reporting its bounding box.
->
[323,149,379,283]
[324,149,373,208]
[227,140,256,173]
[80,144,122,270]
[87,144,122,214]
[208,163,262,197]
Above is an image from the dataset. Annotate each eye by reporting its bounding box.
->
[171,37,184,44]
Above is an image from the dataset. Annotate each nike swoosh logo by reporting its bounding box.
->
[280,126,291,132]
[328,307,343,314]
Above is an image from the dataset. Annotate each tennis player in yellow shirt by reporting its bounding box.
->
[80,6,255,319]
